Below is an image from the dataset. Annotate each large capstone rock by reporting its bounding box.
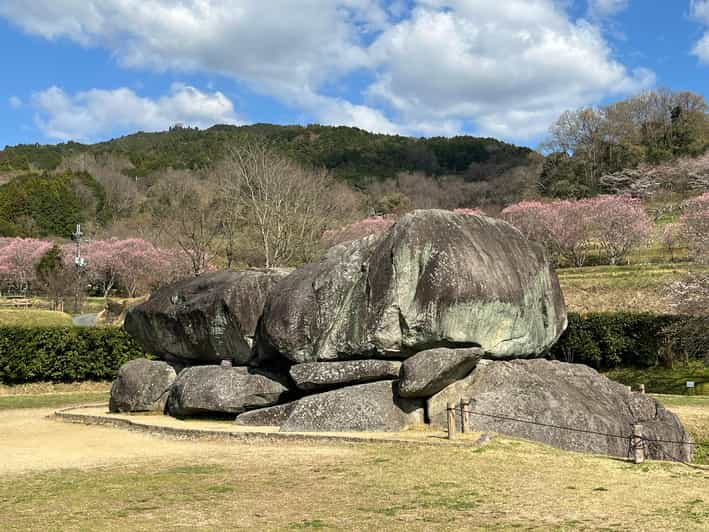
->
[166,366,289,418]
[290,360,402,391]
[234,402,296,426]
[398,347,482,398]
[257,210,566,364]
[125,268,291,366]
[428,359,693,461]
[109,359,176,413]
[280,380,424,432]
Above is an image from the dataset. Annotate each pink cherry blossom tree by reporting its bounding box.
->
[587,195,653,265]
[502,195,651,266]
[0,238,52,294]
[680,192,709,263]
[323,215,398,246]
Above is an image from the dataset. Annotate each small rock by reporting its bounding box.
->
[398,347,482,398]
[166,366,289,418]
[109,359,176,413]
[280,380,424,432]
[290,360,402,391]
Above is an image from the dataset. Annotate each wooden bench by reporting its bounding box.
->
[0,298,33,309]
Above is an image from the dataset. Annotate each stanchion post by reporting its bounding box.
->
[632,424,645,464]
[460,399,470,433]
[447,402,456,440]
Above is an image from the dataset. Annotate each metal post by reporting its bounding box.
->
[460,399,470,433]
[447,402,456,440]
[631,424,645,464]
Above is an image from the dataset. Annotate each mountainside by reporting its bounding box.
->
[0,123,535,186]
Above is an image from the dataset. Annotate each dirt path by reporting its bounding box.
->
[0,408,354,476]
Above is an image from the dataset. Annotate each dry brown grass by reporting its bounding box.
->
[1,405,709,531]
[558,263,709,314]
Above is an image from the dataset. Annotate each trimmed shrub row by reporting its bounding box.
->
[0,327,148,384]
[1,312,706,383]
[550,312,709,370]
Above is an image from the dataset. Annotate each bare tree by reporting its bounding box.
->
[147,170,223,275]
[58,152,142,223]
[218,144,361,267]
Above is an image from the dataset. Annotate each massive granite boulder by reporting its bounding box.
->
[280,380,425,432]
[290,360,402,391]
[166,366,290,418]
[109,359,176,413]
[257,210,566,364]
[398,347,483,398]
[125,268,291,366]
[428,359,693,461]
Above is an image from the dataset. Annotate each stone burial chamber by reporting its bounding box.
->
[116,209,692,461]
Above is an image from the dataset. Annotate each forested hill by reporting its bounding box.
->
[0,123,534,185]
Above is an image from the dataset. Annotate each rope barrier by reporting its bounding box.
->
[457,406,709,449]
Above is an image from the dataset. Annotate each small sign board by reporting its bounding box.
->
[686,381,696,388]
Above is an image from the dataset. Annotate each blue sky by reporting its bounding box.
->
[1,0,709,149]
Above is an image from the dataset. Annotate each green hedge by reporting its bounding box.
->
[0,327,148,384]
[550,312,708,370]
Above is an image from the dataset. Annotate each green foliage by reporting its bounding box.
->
[36,244,64,279]
[0,125,533,188]
[0,327,148,384]
[0,171,105,237]
[550,312,705,370]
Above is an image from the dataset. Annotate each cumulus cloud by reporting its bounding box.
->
[0,0,653,141]
[9,96,22,109]
[32,83,240,141]
[691,0,709,63]
[366,0,653,139]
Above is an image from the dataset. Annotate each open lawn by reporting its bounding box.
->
[0,381,110,411]
[0,394,708,530]
[0,308,74,327]
[557,262,709,314]
[606,363,709,395]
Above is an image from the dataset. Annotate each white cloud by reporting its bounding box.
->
[1,0,653,141]
[9,96,22,109]
[366,0,653,139]
[692,0,709,23]
[587,0,630,19]
[691,0,709,63]
[32,83,240,141]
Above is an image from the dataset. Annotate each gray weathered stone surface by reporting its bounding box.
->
[125,268,291,366]
[398,347,482,398]
[109,359,176,413]
[257,210,566,364]
[428,359,693,461]
[290,360,402,391]
[234,402,296,426]
[166,366,289,417]
[280,380,424,432]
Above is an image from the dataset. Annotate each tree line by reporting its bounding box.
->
[540,88,709,198]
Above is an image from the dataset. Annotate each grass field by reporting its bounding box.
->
[558,262,709,314]
[0,381,110,411]
[606,363,709,395]
[0,308,74,327]
[0,392,708,530]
